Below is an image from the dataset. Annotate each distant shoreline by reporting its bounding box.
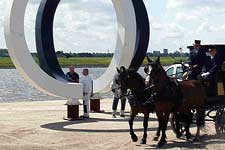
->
[0,56,188,69]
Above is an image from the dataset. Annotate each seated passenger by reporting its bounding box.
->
[201,46,223,96]
[201,47,223,80]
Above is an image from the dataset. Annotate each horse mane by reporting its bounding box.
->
[159,64,169,79]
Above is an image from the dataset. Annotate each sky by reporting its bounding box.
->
[1,0,225,53]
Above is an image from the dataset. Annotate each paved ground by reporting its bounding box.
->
[0,99,224,150]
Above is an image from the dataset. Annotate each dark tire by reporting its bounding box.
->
[215,108,225,135]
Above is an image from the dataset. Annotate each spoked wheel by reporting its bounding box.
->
[215,108,225,135]
[170,113,185,135]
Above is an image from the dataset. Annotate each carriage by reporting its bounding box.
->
[116,45,225,146]
[169,44,225,135]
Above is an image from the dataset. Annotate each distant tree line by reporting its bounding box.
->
[147,51,190,58]
[55,51,114,58]
[0,49,190,58]
[54,51,190,58]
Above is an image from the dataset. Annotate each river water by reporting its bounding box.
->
[0,67,150,102]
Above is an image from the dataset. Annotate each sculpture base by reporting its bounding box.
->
[90,99,103,113]
[66,105,80,120]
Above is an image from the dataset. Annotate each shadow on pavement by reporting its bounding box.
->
[145,134,225,149]
[40,115,159,133]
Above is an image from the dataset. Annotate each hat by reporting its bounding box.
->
[194,40,201,45]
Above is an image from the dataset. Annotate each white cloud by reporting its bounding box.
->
[147,0,225,52]
[0,1,6,48]
[175,13,199,21]
[167,0,225,10]
[1,0,117,53]
[151,22,164,30]
[1,0,225,53]
[166,23,184,39]
[197,22,213,33]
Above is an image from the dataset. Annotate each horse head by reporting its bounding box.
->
[145,56,162,79]
[116,66,129,98]
[116,66,146,95]
[146,56,169,87]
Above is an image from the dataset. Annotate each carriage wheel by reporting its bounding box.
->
[215,108,225,135]
[169,113,185,135]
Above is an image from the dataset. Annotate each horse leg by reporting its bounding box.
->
[185,122,192,140]
[140,110,149,144]
[175,113,182,138]
[153,119,161,141]
[194,125,201,142]
[129,110,138,142]
[194,107,205,141]
[185,111,193,140]
[158,113,169,147]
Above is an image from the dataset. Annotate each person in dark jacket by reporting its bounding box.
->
[201,47,223,96]
[201,47,223,80]
[65,65,80,106]
[188,40,206,80]
[110,74,126,118]
[66,65,79,83]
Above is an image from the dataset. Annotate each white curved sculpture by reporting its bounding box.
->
[4,0,149,99]
[93,0,137,93]
[5,0,82,99]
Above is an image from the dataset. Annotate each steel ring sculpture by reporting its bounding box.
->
[4,0,149,99]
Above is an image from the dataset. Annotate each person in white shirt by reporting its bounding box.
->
[81,68,92,118]
[110,75,126,118]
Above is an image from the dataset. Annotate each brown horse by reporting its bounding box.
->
[147,57,206,147]
[116,66,154,144]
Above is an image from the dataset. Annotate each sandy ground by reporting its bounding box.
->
[0,99,224,150]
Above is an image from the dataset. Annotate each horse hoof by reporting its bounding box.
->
[176,132,182,139]
[131,134,138,142]
[157,139,167,148]
[153,136,159,141]
[186,133,192,140]
[140,139,146,144]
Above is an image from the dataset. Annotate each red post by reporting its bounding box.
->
[90,98,101,112]
[90,93,103,113]
[65,99,81,120]
[67,105,79,119]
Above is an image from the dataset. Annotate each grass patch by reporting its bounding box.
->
[0,57,188,68]
[143,57,188,65]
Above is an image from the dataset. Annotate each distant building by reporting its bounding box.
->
[163,49,168,55]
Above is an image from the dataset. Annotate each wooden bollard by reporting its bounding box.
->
[90,93,103,113]
[90,98,101,112]
[65,99,81,120]
[67,105,79,119]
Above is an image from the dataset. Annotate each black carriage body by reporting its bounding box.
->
[170,45,225,135]
[187,45,225,104]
